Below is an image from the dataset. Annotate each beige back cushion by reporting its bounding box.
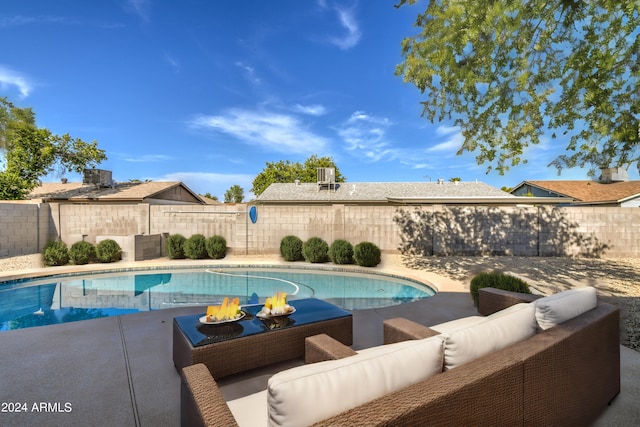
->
[533,286,597,330]
[267,335,444,427]
[431,316,486,334]
[441,303,537,370]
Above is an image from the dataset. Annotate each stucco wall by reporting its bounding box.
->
[3,202,640,259]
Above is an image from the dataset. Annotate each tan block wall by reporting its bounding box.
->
[3,202,640,259]
[0,203,40,257]
[150,204,246,254]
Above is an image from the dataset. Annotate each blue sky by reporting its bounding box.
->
[1,0,632,200]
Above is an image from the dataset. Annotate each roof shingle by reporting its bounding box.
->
[518,180,640,203]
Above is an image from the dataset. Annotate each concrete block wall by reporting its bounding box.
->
[59,204,148,245]
[0,203,40,257]
[3,201,640,259]
[150,204,244,254]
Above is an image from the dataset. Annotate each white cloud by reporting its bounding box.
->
[427,129,464,153]
[293,104,327,116]
[191,108,328,154]
[337,111,396,161]
[0,66,32,98]
[235,62,261,85]
[0,15,71,28]
[124,0,150,22]
[123,154,172,163]
[164,54,180,73]
[329,6,361,50]
[435,125,460,136]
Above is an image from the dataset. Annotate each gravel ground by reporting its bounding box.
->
[2,253,639,351]
[403,255,640,352]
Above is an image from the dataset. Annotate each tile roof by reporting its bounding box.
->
[29,181,203,203]
[519,180,640,203]
[257,181,515,203]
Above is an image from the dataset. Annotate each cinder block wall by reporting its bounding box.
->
[4,202,640,259]
[0,203,40,257]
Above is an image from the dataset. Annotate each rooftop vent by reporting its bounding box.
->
[437,178,444,185]
[317,167,336,191]
[83,169,113,187]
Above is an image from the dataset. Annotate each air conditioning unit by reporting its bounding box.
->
[317,167,336,191]
[83,169,113,187]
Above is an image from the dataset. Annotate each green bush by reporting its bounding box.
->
[280,235,304,262]
[96,239,122,263]
[184,234,208,259]
[166,234,186,259]
[206,235,227,259]
[302,237,329,263]
[42,240,69,267]
[329,239,353,264]
[469,271,532,306]
[69,240,96,265]
[353,241,381,267]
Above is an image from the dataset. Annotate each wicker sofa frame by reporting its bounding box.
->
[181,288,620,426]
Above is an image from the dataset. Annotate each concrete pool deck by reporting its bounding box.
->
[0,255,638,426]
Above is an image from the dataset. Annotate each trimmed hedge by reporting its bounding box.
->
[469,271,531,306]
[184,234,208,259]
[96,239,122,263]
[329,239,353,264]
[69,241,96,265]
[302,237,329,263]
[206,235,227,259]
[353,241,381,267]
[280,235,304,262]
[166,234,186,259]
[42,240,69,267]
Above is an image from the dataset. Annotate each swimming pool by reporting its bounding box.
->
[0,267,435,331]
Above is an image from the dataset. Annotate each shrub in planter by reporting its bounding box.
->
[42,240,69,267]
[206,235,227,259]
[302,237,329,263]
[184,234,208,259]
[166,234,186,259]
[353,241,381,267]
[469,271,531,306]
[69,240,96,265]
[96,239,122,263]
[280,235,304,262]
[329,239,353,265]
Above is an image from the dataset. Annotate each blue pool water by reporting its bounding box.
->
[0,267,435,331]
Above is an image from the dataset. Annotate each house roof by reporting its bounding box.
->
[29,181,205,204]
[513,180,640,204]
[257,181,567,205]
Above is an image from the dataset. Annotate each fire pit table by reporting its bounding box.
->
[173,298,353,379]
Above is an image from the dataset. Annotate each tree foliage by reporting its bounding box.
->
[0,98,106,199]
[396,0,640,177]
[251,154,346,196]
[224,184,245,203]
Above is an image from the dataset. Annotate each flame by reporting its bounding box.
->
[206,297,241,321]
[262,292,291,315]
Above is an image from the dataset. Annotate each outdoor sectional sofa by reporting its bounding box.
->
[180,286,620,426]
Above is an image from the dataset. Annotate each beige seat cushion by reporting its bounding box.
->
[441,303,537,370]
[533,286,597,330]
[267,335,444,427]
[227,390,268,427]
